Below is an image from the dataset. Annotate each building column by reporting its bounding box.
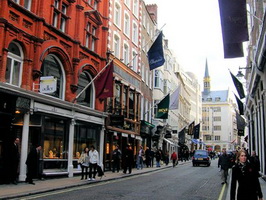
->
[19,113,30,181]
[68,119,75,177]
[99,125,105,166]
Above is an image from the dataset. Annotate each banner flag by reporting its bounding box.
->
[193,123,200,139]
[156,94,169,119]
[234,93,244,115]
[230,71,245,99]
[218,0,249,58]
[169,85,180,110]
[148,31,165,70]
[95,61,114,99]
[178,127,186,144]
[187,121,195,135]
[236,111,245,136]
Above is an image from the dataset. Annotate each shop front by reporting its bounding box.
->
[0,85,106,182]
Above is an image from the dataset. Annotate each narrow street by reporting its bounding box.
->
[17,159,224,200]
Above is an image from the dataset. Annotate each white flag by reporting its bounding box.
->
[169,85,180,110]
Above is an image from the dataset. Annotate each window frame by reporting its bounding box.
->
[5,41,24,87]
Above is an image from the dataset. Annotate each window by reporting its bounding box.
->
[85,23,97,51]
[122,85,128,117]
[52,0,68,33]
[129,90,135,119]
[41,54,65,99]
[114,3,121,27]
[133,0,138,17]
[93,0,98,10]
[5,41,23,87]
[123,43,129,65]
[76,70,94,108]
[24,0,32,10]
[114,35,120,58]
[213,116,221,121]
[114,82,121,115]
[154,70,163,90]
[73,122,100,160]
[214,126,221,131]
[215,136,220,141]
[132,50,138,72]
[132,23,138,44]
[124,0,130,8]
[124,13,130,36]
[205,135,212,141]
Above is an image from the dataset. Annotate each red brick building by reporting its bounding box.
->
[0,0,109,182]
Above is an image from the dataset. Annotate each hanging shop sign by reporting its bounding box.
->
[40,76,57,94]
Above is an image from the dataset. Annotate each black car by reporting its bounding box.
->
[192,150,211,167]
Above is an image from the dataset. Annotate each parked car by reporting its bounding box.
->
[192,150,211,167]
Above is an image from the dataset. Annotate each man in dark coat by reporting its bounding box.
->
[249,151,261,177]
[26,145,42,185]
[123,144,134,174]
[145,147,151,167]
[9,137,20,184]
[112,145,122,173]
[218,149,231,184]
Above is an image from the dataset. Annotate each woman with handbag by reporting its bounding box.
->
[78,147,89,180]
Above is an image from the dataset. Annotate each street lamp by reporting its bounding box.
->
[236,66,252,79]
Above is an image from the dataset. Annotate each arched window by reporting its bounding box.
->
[40,54,65,99]
[77,70,95,108]
[5,41,24,87]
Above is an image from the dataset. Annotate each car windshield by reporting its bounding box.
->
[195,151,208,156]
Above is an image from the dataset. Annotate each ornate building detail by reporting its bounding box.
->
[44,31,57,41]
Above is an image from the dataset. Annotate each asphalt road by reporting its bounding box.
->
[19,159,223,200]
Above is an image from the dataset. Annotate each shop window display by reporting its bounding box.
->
[73,123,100,169]
[43,116,68,171]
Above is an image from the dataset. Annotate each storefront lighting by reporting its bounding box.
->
[15,110,21,114]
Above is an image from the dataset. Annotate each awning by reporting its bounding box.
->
[163,138,174,145]
[191,139,199,144]
[163,138,179,147]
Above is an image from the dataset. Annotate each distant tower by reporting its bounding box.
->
[203,59,211,94]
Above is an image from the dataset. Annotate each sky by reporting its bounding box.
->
[144,0,248,94]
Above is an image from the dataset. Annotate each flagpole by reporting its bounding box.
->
[72,58,115,103]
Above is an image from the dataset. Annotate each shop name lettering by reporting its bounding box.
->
[158,108,168,113]
[42,85,55,92]
[149,57,163,65]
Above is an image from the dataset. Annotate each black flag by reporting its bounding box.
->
[193,123,200,139]
[187,121,195,135]
[178,127,186,144]
[148,31,165,70]
[236,111,245,136]
[218,0,249,58]
[234,94,244,115]
[230,71,245,99]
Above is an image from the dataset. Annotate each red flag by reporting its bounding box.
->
[95,61,113,99]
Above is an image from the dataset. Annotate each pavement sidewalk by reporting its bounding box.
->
[0,162,189,199]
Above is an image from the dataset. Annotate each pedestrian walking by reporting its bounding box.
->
[137,146,144,170]
[171,151,178,167]
[112,145,122,173]
[218,149,231,184]
[123,144,134,174]
[78,147,89,180]
[165,151,170,165]
[9,137,20,184]
[230,149,263,200]
[88,145,99,181]
[155,149,162,167]
[25,145,42,185]
[145,147,151,167]
[249,151,261,177]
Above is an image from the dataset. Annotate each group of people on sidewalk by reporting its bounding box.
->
[218,148,263,200]
[78,145,100,181]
